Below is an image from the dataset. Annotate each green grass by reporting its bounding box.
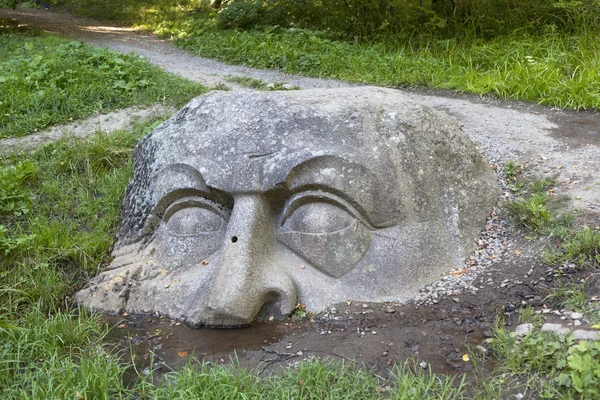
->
[0,120,155,398]
[0,120,160,316]
[504,177,577,234]
[143,358,467,399]
[544,226,600,268]
[0,24,205,138]
[176,28,600,110]
[57,0,600,110]
[545,281,589,312]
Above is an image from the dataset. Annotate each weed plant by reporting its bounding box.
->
[488,322,600,399]
[544,281,588,311]
[225,75,299,90]
[544,226,600,268]
[505,177,576,235]
[0,26,205,138]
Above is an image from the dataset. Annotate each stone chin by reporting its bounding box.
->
[74,87,500,327]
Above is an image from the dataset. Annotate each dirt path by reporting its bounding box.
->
[2,5,600,385]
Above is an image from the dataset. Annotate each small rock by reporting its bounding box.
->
[570,312,584,319]
[362,303,369,308]
[541,323,569,335]
[475,345,489,356]
[453,298,460,303]
[515,323,534,336]
[419,361,428,369]
[572,330,600,340]
[574,320,582,326]
[384,306,396,313]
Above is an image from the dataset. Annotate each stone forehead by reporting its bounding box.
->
[117,87,473,245]
[152,88,417,165]
[144,88,435,197]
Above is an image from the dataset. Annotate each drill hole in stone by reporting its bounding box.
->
[231,236,238,243]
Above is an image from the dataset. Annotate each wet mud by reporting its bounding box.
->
[104,235,566,384]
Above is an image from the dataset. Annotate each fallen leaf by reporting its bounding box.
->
[387,342,394,347]
[161,269,168,275]
[462,354,470,362]
[117,323,126,328]
[177,351,189,357]
[202,260,209,266]
[298,379,305,385]
[386,359,393,366]
[592,324,600,330]
[376,385,387,393]
[346,300,352,305]
[514,250,521,255]
[268,316,274,321]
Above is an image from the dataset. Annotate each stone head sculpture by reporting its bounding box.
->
[75,87,499,327]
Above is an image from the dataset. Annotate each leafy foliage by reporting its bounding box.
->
[557,340,600,398]
[0,0,18,8]
[0,29,204,138]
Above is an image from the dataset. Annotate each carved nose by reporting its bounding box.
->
[206,195,297,326]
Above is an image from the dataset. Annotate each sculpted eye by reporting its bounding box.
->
[281,202,354,233]
[277,191,372,278]
[163,197,229,236]
[166,207,223,234]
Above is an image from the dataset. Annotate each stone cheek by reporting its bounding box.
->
[74,87,500,327]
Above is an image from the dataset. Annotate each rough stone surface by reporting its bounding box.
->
[515,323,534,336]
[572,330,600,341]
[74,87,499,326]
[541,323,570,335]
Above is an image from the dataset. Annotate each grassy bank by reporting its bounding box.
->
[0,20,205,139]
[56,0,600,110]
[0,126,467,397]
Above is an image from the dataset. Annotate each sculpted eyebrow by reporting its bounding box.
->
[155,163,209,200]
[281,156,379,226]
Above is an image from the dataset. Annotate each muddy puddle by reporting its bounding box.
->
[103,313,309,377]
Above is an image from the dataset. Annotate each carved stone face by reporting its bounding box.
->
[75,88,499,327]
